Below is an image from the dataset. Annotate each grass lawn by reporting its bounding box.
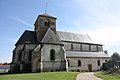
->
[95,71,120,80]
[0,72,79,80]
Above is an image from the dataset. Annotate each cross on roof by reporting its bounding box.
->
[45,3,48,14]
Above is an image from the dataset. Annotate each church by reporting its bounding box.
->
[10,13,109,73]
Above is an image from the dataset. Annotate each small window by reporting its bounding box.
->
[105,60,108,62]
[50,49,55,60]
[45,21,47,26]
[67,60,70,67]
[97,60,101,66]
[71,44,73,50]
[78,60,81,66]
[48,22,50,26]
[45,21,50,26]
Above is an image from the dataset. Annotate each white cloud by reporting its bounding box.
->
[6,16,34,30]
[72,0,120,53]
[11,17,33,28]
[87,26,120,45]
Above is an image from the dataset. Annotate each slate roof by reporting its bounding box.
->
[57,31,93,43]
[41,28,63,45]
[15,30,37,45]
[66,51,110,58]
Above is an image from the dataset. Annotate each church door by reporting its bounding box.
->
[88,64,92,72]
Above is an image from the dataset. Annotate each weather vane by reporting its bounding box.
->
[45,3,48,14]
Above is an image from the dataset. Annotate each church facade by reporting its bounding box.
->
[10,13,109,73]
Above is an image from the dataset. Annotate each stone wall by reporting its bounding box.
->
[67,57,109,71]
[40,44,67,71]
[12,44,24,63]
[63,42,103,52]
[32,51,41,72]
[10,44,37,73]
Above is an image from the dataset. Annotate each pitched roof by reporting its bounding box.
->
[66,51,110,58]
[57,31,93,43]
[15,30,37,45]
[41,28,63,45]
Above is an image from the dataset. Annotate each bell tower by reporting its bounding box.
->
[34,13,57,43]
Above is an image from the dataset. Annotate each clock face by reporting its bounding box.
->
[51,22,55,28]
[51,22,55,25]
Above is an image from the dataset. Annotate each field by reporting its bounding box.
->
[95,71,120,80]
[0,72,79,80]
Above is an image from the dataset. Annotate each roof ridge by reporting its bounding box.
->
[57,31,88,36]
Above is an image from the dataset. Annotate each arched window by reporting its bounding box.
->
[71,44,73,50]
[67,60,70,67]
[48,22,50,26]
[78,60,81,66]
[50,49,55,60]
[97,60,101,66]
[45,21,50,26]
[45,21,47,26]
[105,60,108,62]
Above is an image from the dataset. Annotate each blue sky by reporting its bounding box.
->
[0,0,120,63]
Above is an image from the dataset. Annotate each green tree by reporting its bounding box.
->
[109,52,120,68]
[104,50,108,54]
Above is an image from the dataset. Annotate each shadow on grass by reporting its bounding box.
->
[0,72,34,75]
[0,72,13,75]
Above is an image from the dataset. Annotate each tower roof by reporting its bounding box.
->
[40,13,57,19]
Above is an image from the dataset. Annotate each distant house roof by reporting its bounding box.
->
[15,30,37,45]
[0,65,10,69]
[41,28,63,45]
[66,51,110,58]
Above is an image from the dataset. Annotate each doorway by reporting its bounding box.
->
[88,64,92,72]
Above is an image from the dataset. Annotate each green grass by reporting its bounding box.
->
[0,72,79,80]
[95,71,120,80]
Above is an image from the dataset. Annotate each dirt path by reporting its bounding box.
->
[76,72,103,80]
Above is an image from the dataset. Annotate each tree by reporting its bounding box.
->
[102,52,120,72]
[110,52,120,68]
[104,50,108,54]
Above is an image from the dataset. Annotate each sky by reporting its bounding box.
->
[0,0,120,63]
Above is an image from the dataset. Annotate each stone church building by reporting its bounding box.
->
[10,13,109,73]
